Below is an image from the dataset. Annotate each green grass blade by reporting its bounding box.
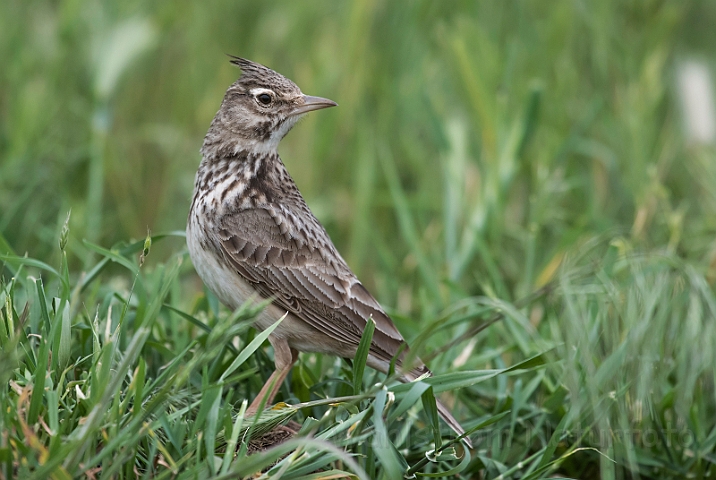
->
[0,254,59,279]
[353,317,375,395]
[420,386,442,450]
[82,240,139,275]
[371,388,405,479]
[218,313,284,383]
[27,279,52,425]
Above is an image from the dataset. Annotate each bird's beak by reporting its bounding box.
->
[290,95,338,116]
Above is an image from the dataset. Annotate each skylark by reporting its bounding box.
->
[187,57,470,447]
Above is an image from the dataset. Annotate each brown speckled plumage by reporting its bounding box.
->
[187,57,470,447]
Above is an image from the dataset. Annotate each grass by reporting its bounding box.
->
[2,0,716,478]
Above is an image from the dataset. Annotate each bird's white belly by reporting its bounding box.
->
[187,225,255,310]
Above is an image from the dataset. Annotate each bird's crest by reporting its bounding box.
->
[226,55,298,94]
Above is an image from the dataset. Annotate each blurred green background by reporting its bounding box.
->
[2,0,716,309]
[3,1,716,476]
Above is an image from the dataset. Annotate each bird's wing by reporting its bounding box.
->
[215,206,407,366]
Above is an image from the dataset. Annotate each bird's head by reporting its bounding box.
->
[205,57,337,156]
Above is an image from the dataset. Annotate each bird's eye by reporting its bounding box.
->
[257,93,272,105]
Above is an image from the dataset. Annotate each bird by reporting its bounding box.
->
[187,57,471,448]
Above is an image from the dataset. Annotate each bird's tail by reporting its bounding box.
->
[402,365,473,449]
[435,398,473,449]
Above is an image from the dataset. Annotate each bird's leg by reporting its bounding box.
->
[247,335,298,415]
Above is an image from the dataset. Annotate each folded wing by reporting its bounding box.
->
[216,206,409,368]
